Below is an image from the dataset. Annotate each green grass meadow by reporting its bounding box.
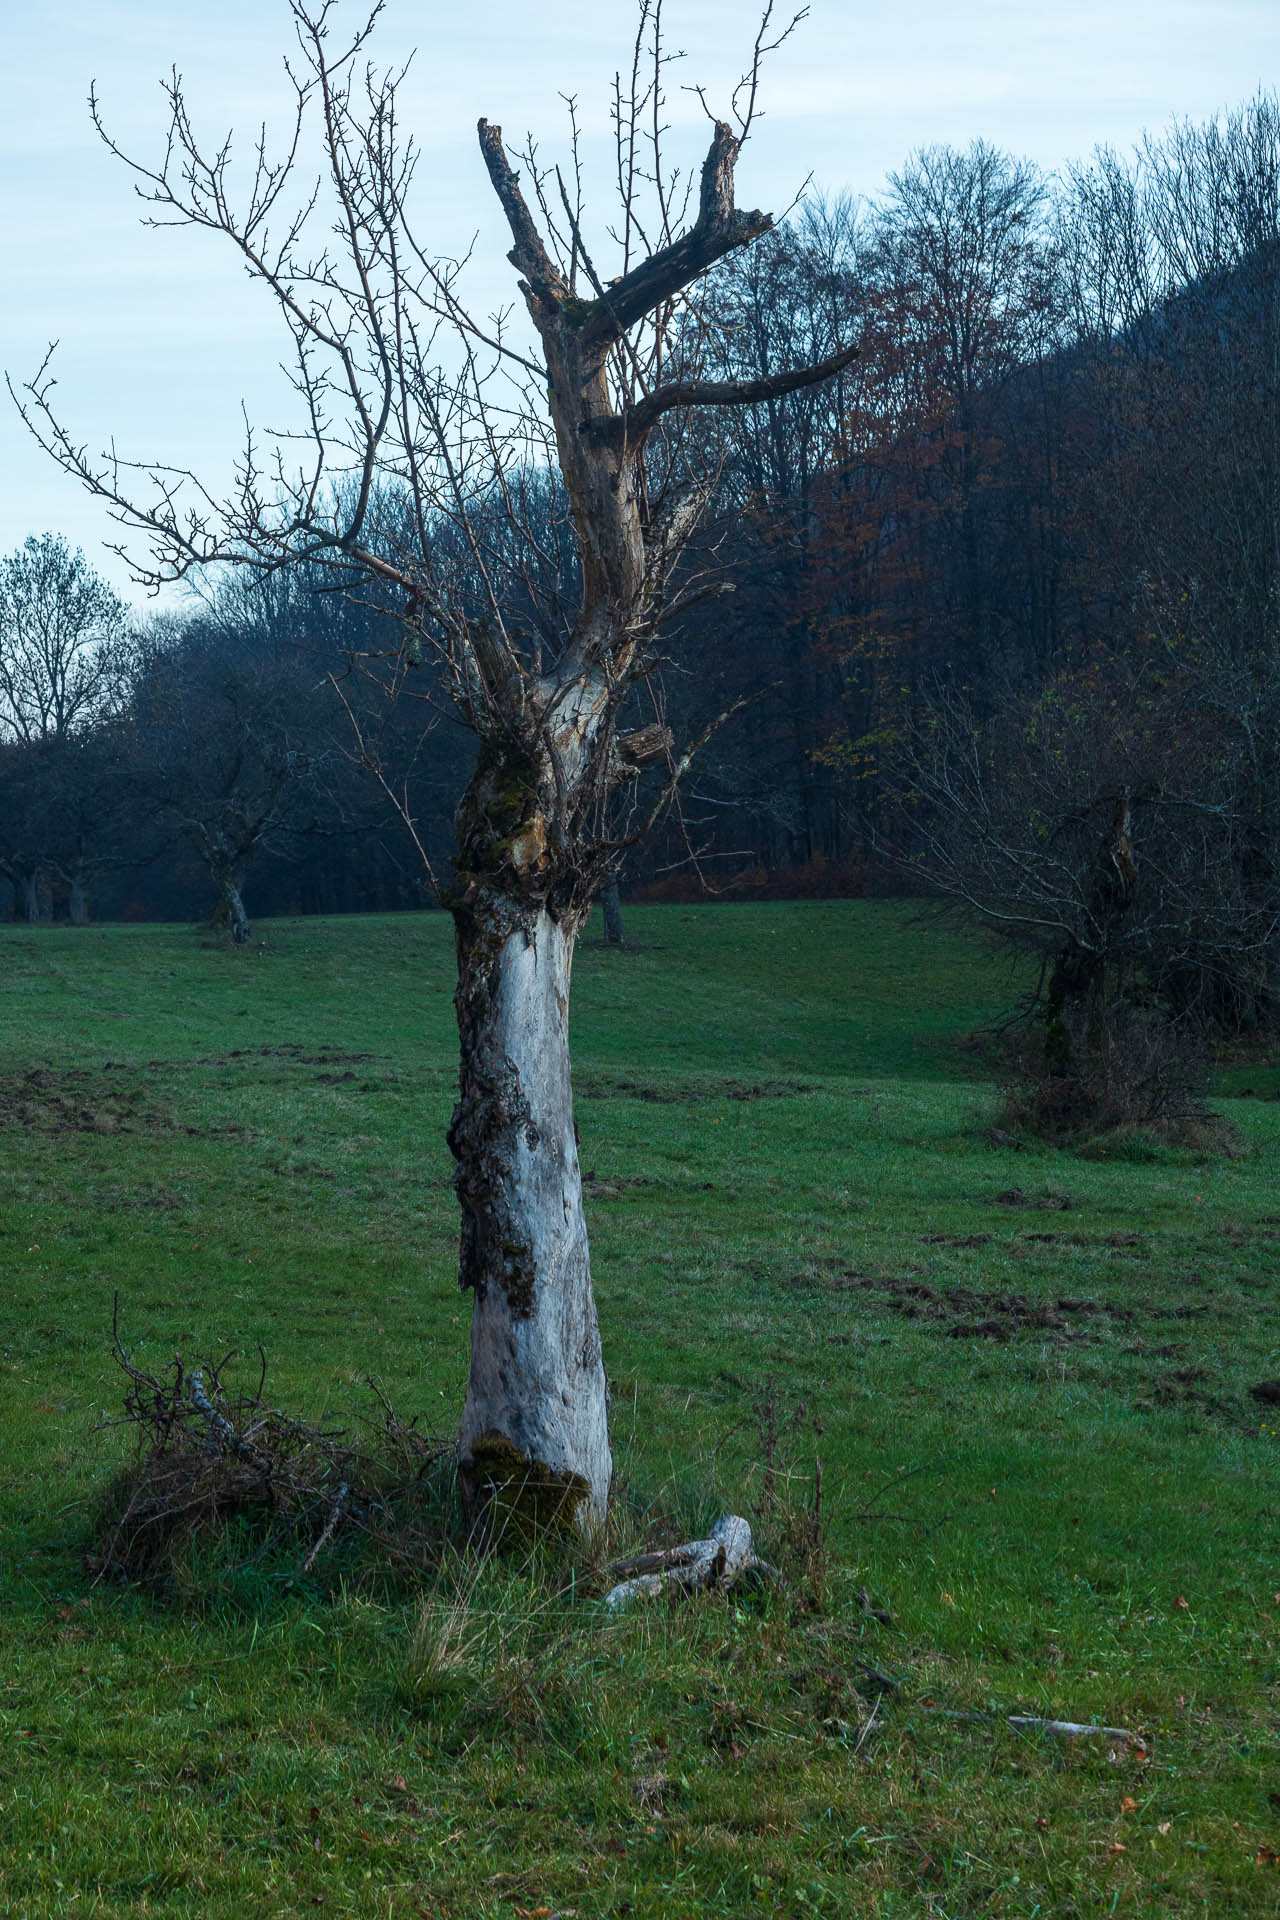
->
[1,902,1278,1916]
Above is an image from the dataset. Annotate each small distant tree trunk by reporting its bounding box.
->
[213,868,251,944]
[1043,953,1075,1077]
[19,869,41,925]
[450,885,611,1528]
[1043,945,1102,1081]
[1083,962,1112,1088]
[68,876,88,926]
[601,876,625,948]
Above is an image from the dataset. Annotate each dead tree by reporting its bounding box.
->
[11,0,855,1529]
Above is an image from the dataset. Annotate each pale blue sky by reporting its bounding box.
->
[2,0,1278,601]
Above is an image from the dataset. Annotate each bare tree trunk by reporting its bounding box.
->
[1043,952,1075,1077]
[1044,944,1104,1082]
[19,869,41,925]
[450,891,611,1528]
[68,876,87,926]
[1084,962,1112,1088]
[601,877,625,948]
[213,868,251,944]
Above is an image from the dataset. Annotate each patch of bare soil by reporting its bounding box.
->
[258,1044,376,1067]
[794,1263,1136,1341]
[585,1174,653,1198]
[582,1172,722,1199]
[108,1186,188,1211]
[0,1066,173,1136]
[995,1188,1075,1210]
[1136,1366,1238,1421]
[799,1261,1254,1425]
[0,1065,242,1138]
[128,1043,377,1071]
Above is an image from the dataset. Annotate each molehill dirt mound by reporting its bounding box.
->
[0,1066,172,1136]
[792,1261,1138,1341]
[0,1064,250,1139]
[796,1261,1255,1427]
[578,1074,816,1104]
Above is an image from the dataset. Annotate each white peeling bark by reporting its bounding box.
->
[438,119,854,1544]
[452,903,611,1523]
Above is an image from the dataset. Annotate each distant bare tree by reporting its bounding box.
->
[903,661,1275,1129]
[131,615,353,944]
[13,0,856,1528]
[0,737,46,923]
[35,721,143,925]
[0,534,130,744]
[0,533,133,920]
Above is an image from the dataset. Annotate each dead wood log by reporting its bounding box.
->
[603,1514,774,1609]
[1005,1714,1138,1741]
[923,1707,1138,1742]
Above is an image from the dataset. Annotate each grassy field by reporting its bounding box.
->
[1,901,1278,1918]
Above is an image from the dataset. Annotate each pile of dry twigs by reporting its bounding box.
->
[90,1302,454,1591]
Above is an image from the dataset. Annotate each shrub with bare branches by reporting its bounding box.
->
[897,658,1273,1137]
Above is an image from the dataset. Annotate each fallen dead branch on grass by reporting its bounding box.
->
[603,1515,779,1609]
[923,1706,1140,1743]
[1005,1714,1137,1741]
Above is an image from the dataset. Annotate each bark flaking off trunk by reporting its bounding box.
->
[450,874,610,1530]
[447,117,848,1539]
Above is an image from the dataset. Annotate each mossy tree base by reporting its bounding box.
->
[462,1430,595,1544]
